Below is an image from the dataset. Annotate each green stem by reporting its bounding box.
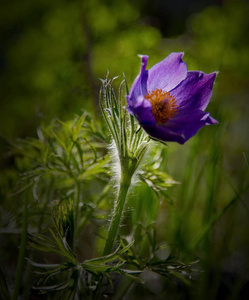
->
[11,190,28,300]
[103,173,132,255]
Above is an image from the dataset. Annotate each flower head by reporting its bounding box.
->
[126,53,218,144]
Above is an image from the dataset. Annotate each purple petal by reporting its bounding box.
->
[206,115,218,125]
[163,110,218,143]
[147,52,187,92]
[130,100,218,144]
[142,125,186,144]
[128,55,148,104]
[130,96,156,126]
[170,71,217,112]
[132,100,203,144]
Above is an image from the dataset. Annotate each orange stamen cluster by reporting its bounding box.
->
[144,88,179,124]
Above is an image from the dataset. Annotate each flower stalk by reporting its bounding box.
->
[100,75,150,255]
[103,171,131,255]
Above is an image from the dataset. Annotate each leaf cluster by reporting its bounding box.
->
[120,223,198,288]
[28,229,139,299]
[11,113,109,188]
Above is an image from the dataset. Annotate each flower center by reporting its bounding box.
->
[144,89,179,124]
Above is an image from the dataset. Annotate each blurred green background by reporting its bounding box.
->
[1,0,249,298]
[1,0,248,140]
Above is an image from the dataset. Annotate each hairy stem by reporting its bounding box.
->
[103,173,132,255]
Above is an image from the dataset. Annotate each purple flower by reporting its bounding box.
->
[126,53,218,144]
